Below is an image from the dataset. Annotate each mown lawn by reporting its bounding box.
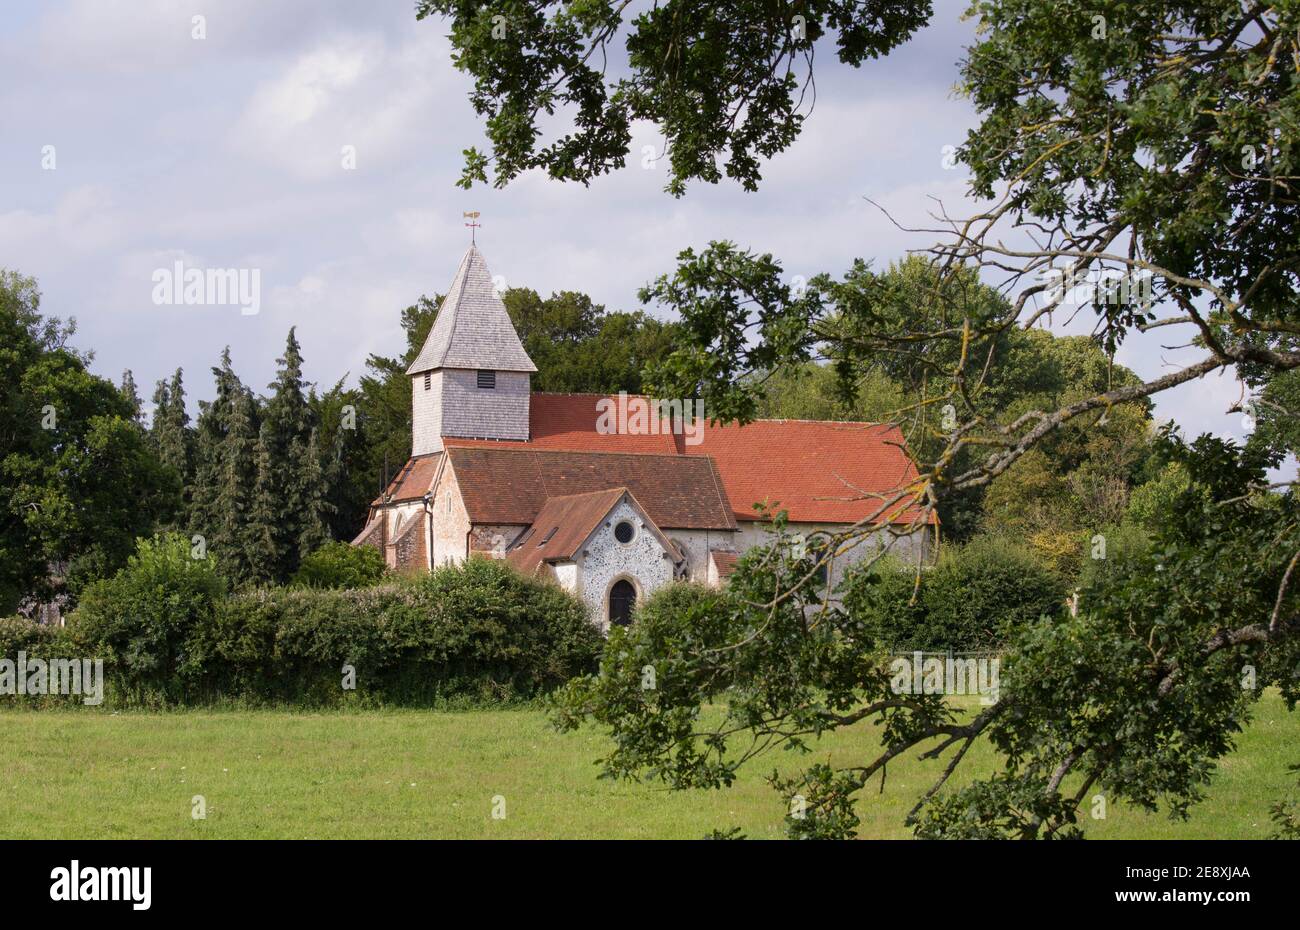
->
[1,693,1295,839]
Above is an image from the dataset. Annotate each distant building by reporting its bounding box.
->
[354,245,934,629]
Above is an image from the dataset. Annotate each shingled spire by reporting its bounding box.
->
[407,245,536,376]
[409,245,537,455]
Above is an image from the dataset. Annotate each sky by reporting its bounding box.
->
[0,0,1266,457]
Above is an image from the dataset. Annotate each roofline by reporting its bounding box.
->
[442,443,716,463]
[407,362,539,376]
[529,393,901,430]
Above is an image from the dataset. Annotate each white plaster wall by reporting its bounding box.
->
[575,498,675,631]
[663,529,736,582]
[732,520,933,590]
[381,502,424,568]
[552,561,578,593]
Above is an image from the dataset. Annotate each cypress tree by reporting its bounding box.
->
[119,369,143,423]
[297,427,333,559]
[246,425,281,585]
[212,387,260,584]
[190,348,244,566]
[260,329,317,579]
[150,368,195,525]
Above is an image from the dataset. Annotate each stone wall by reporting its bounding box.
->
[574,498,676,631]
[430,460,471,566]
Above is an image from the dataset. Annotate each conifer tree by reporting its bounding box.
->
[211,386,260,583]
[296,427,333,560]
[150,368,194,525]
[246,426,281,585]
[259,329,318,578]
[118,370,143,423]
[190,348,244,570]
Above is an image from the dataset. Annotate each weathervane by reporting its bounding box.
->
[463,211,481,245]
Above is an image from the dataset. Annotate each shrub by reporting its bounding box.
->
[845,536,1065,652]
[69,542,602,707]
[1077,523,1151,594]
[69,534,225,704]
[290,541,386,589]
[0,615,61,659]
[0,617,87,708]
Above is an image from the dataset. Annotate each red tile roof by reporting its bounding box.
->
[452,394,932,525]
[507,488,629,577]
[684,417,931,525]
[376,452,443,504]
[374,394,933,528]
[444,445,736,530]
[710,549,739,579]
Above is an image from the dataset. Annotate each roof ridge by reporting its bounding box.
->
[542,485,629,502]
[447,444,703,462]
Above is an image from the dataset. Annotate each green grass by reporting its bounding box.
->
[1,693,1295,839]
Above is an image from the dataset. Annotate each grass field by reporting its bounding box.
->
[2,693,1295,839]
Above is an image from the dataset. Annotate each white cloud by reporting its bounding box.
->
[232,29,458,180]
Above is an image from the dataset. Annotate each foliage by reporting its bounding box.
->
[1271,764,1300,839]
[844,536,1064,651]
[70,534,226,703]
[503,288,679,394]
[0,271,180,613]
[961,0,1300,351]
[416,0,932,194]
[1125,460,1194,532]
[556,432,1300,838]
[291,541,387,589]
[68,543,601,707]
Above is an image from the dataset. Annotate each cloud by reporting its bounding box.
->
[232,30,458,181]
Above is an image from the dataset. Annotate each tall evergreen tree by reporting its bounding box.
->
[190,348,245,566]
[118,369,143,424]
[212,386,260,583]
[246,426,281,585]
[150,367,194,527]
[297,427,333,559]
[259,328,319,579]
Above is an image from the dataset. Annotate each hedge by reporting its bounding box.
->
[844,536,1066,652]
[9,535,603,708]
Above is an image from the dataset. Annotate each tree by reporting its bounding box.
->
[310,378,369,541]
[118,370,143,424]
[0,270,179,612]
[190,347,244,548]
[214,387,262,584]
[503,287,679,393]
[416,0,932,194]
[149,368,195,527]
[257,328,321,580]
[554,1,1300,836]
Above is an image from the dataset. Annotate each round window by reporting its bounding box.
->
[613,520,635,544]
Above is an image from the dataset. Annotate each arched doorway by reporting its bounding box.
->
[609,578,637,627]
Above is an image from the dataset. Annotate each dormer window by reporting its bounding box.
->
[477,370,496,389]
[423,372,431,391]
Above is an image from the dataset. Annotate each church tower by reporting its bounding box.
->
[407,245,537,455]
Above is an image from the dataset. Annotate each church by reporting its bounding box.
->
[353,244,935,630]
